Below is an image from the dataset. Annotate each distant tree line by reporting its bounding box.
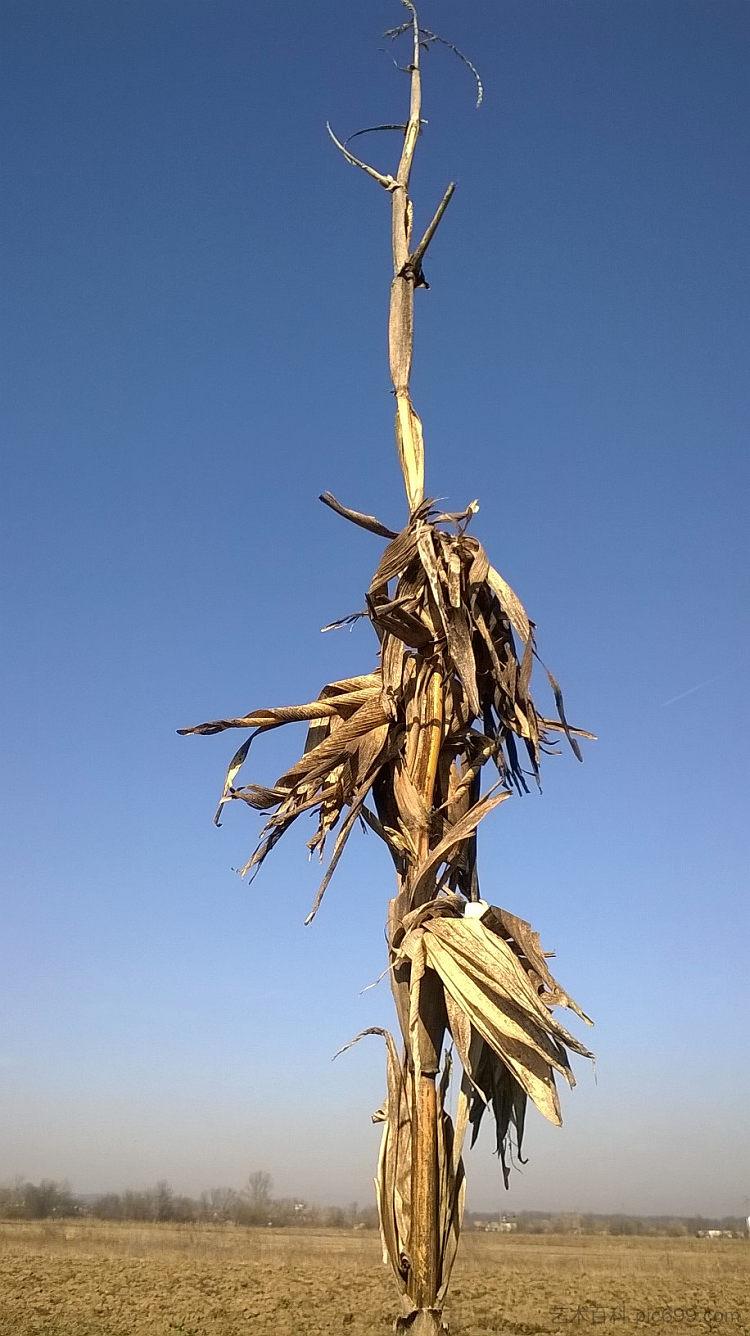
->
[466,1210,748,1238]
[0,1173,377,1229]
[0,1181,745,1238]
[0,1179,79,1220]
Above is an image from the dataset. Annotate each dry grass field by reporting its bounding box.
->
[0,1220,747,1336]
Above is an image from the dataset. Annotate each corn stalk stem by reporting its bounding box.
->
[401,663,445,1319]
[331,5,460,1322]
[411,1073,440,1309]
[386,18,449,1316]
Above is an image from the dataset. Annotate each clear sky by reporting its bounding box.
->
[2,0,748,1218]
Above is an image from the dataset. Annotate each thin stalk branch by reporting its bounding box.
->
[402,183,456,286]
[326,122,396,190]
[389,2,425,513]
[395,1,423,196]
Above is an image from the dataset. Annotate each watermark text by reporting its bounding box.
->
[549,1305,742,1326]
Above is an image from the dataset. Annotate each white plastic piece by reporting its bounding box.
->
[463,899,489,918]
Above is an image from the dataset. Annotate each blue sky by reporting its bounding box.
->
[2,0,748,1217]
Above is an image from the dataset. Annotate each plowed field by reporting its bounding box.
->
[0,1221,747,1335]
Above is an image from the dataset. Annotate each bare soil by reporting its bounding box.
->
[0,1221,747,1335]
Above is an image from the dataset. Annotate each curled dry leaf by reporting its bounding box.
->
[395,897,593,1176]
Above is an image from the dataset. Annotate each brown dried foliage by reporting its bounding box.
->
[179,501,592,919]
[180,500,595,1296]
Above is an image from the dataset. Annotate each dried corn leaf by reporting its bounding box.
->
[399,892,465,938]
[394,760,431,838]
[518,630,534,703]
[435,1056,468,1304]
[356,720,392,786]
[337,1028,411,1292]
[472,605,511,698]
[538,716,596,743]
[482,905,593,1024]
[319,490,397,539]
[178,692,376,738]
[443,989,473,1083]
[369,524,422,595]
[279,697,388,788]
[410,787,510,905]
[369,594,434,650]
[403,929,428,1083]
[396,911,593,1127]
[486,564,532,645]
[382,634,407,711]
[446,546,462,609]
[420,935,564,1124]
[359,803,407,863]
[428,917,592,1061]
[303,714,332,756]
[537,657,585,762]
[465,537,490,588]
[303,790,369,924]
[213,734,254,826]
[320,673,382,695]
[227,782,287,811]
[467,1045,528,1189]
[415,528,480,717]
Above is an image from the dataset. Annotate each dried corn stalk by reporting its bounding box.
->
[181,7,594,1332]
